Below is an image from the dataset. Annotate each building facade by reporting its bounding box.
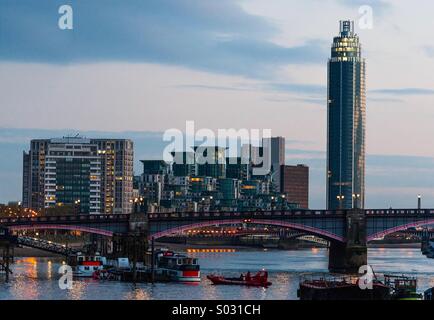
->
[91,139,134,214]
[264,137,285,169]
[43,138,101,214]
[327,20,366,210]
[22,137,134,214]
[280,165,309,209]
[172,152,197,177]
[195,147,226,179]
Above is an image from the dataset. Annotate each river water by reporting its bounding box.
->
[1,248,433,300]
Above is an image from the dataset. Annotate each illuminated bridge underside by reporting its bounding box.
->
[149,218,346,242]
[149,209,434,243]
[1,214,130,236]
[9,224,114,237]
[367,217,434,242]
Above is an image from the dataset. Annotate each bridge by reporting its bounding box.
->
[147,209,434,241]
[147,208,434,272]
[0,214,130,237]
[1,208,434,273]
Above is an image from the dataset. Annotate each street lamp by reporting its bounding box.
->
[271,196,275,211]
[352,193,361,209]
[281,194,286,211]
[74,199,81,214]
[337,195,345,210]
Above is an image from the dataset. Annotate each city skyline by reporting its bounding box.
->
[1,127,433,209]
[1,1,434,208]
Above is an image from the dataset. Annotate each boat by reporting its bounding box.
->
[298,273,391,300]
[207,270,272,287]
[150,249,201,282]
[424,287,433,300]
[298,273,423,300]
[92,269,117,281]
[67,252,106,278]
[384,274,423,300]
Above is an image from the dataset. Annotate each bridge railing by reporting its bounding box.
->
[0,214,130,225]
[2,209,433,226]
[148,208,434,221]
[365,209,434,216]
[148,209,346,220]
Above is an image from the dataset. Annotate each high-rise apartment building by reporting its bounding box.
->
[22,137,134,214]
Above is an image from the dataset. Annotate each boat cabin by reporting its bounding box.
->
[156,251,199,271]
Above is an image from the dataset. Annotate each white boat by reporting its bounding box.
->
[67,252,106,278]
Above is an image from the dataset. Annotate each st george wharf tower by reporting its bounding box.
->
[327,20,366,210]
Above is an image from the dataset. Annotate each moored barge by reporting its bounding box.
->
[298,273,391,300]
[298,273,422,300]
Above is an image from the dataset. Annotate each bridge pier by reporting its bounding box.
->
[109,213,149,262]
[328,209,367,274]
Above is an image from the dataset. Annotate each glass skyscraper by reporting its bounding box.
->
[327,21,366,210]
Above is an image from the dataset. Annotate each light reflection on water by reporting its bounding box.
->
[0,248,433,300]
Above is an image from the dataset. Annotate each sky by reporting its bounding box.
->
[1,0,434,208]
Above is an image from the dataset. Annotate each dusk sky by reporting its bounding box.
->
[1,0,434,208]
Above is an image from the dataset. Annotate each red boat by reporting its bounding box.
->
[207,271,272,287]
